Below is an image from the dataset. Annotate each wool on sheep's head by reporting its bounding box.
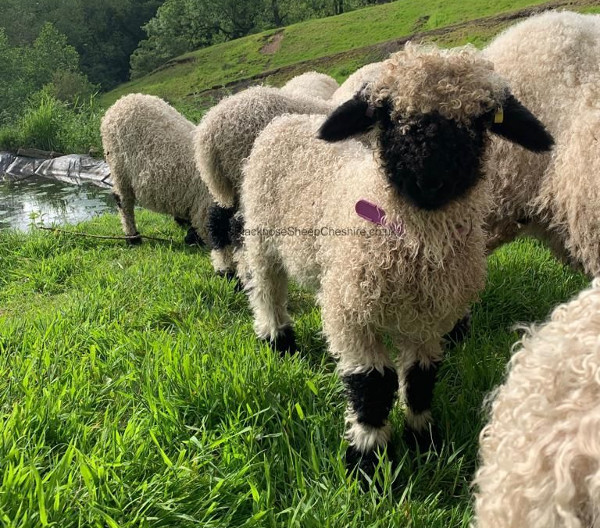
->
[318,43,554,211]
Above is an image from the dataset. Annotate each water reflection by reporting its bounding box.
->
[0,176,116,231]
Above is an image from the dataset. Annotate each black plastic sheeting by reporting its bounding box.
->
[0,151,112,188]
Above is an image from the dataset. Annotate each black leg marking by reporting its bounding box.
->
[343,367,399,428]
[127,232,142,246]
[404,361,440,451]
[112,192,122,209]
[443,311,471,345]
[405,362,438,415]
[261,325,297,355]
[184,227,205,246]
[207,204,236,249]
[174,217,191,228]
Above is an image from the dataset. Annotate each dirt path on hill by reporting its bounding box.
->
[187,0,597,103]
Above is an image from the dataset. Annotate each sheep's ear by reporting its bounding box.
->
[318,97,378,142]
[491,94,554,152]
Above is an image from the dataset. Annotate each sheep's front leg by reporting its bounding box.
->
[403,349,442,452]
[112,185,141,245]
[323,319,399,477]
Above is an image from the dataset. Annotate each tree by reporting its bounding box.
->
[27,22,80,88]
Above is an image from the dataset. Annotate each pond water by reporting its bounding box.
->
[0,176,116,231]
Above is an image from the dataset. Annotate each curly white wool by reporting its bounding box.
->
[473,280,600,528]
[101,93,212,243]
[482,11,600,276]
[280,71,339,101]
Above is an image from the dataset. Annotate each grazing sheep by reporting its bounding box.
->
[280,71,339,101]
[472,280,600,528]
[239,44,553,477]
[482,11,600,276]
[194,86,334,275]
[101,93,212,246]
[331,61,384,105]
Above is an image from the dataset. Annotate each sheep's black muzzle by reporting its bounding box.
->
[379,111,487,211]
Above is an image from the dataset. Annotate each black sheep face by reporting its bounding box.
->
[318,92,554,211]
[377,103,491,210]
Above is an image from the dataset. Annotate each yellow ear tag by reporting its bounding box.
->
[494,107,504,124]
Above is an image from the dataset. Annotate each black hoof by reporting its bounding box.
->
[127,233,142,245]
[443,311,471,345]
[345,445,395,490]
[262,325,297,355]
[217,270,243,292]
[403,423,441,453]
[174,216,191,228]
[184,227,205,246]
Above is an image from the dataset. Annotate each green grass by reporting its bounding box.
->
[0,211,589,527]
[100,0,558,110]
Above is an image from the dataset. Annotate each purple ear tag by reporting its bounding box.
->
[355,199,404,236]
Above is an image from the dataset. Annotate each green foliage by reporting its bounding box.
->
[0,91,103,155]
[0,0,161,89]
[0,212,590,526]
[27,22,80,88]
[0,22,96,128]
[17,93,64,152]
[108,0,557,110]
[130,0,395,78]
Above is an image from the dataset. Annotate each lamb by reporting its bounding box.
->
[239,43,553,478]
[280,71,339,101]
[193,86,334,276]
[481,11,600,276]
[330,61,384,105]
[472,279,600,528]
[101,93,212,246]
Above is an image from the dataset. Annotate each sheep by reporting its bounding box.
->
[330,61,384,105]
[472,279,600,528]
[193,86,335,276]
[280,71,339,101]
[238,43,553,478]
[481,11,600,276]
[101,93,212,246]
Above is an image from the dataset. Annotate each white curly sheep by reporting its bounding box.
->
[101,93,212,246]
[280,71,339,101]
[482,11,600,276]
[330,61,384,105]
[194,86,334,276]
[239,44,553,478]
[472,279,600,528]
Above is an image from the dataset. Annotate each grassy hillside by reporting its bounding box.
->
[0,213,589,527]
[102,0,598,117]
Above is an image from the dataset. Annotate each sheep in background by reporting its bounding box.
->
[472,279,600,528]
[101,93,212,246]
[482,11,600,276]
[194,86,334,276]
[280,71,339,101]
[330,61,384,105]
[239,44,553,478]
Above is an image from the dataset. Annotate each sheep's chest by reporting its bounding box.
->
[362,227,487,340]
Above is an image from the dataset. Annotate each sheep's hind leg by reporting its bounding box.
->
[247,257,296,355]
[403,355,441,452]
[208,204,238,278]
[112,188,141,245]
